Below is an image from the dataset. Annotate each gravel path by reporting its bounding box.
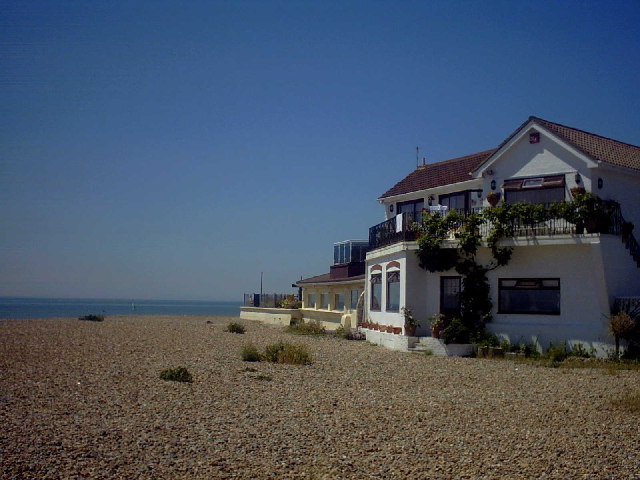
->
[1,315,639,479]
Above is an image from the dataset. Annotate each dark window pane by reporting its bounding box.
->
[386,271,400,312]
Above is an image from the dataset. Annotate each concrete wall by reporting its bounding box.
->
[240,307,302,326]
[300,309,351,330]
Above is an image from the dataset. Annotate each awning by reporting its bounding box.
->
[503,175,565,191]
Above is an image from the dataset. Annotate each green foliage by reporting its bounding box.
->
[277,295,302,309]
[159,366,193,383]
[415,211,460,272]
[402,307,419,327]
[274,342,313,365]
[285,320,326,335]
[261,341,312,364]
[456,260,493,329]
[241,343,262,362]
[78,314,104,322]
[440,318,471,344]
[226,322,246,334]
[546,343,569,363]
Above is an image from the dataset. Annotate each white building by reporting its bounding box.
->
[365,116,640,355]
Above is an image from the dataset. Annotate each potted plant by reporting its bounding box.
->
[570,186,586,197]
[428,313,446,339]
[486,191,501,207]
[402,307,419,336]
[392,326,402,334]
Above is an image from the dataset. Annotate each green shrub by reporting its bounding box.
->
[160,366,193,383]
[263,341,287,362]
[546,343,569,363]
[440,318,471,344]
[79,314,104,322]
[226,322,246,334]
[241,343,262,362]
[274,343,312,365]
[285,320,325,335]
[518,342,540,358]
[243,341,312,365]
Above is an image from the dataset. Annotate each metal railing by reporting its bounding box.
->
[368,201,626,251]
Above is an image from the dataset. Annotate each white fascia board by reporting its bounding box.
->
[377,178,481,204]
[473,119,598,178]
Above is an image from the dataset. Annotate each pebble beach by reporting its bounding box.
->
[1,315,639,479]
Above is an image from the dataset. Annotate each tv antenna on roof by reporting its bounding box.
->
[416,146,420,168]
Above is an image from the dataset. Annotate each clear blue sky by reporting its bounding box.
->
[2,0,640,301]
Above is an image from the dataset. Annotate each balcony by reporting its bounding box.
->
[368,201,626,252]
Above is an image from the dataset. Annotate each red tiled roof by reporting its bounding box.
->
[532,116,640,171]
[297,273,365,285]
[379,149,496,199]
[381,117,640,200]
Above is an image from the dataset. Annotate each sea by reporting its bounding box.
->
[0,297,242,320]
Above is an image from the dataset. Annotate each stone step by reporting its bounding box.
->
[408,336,448,356]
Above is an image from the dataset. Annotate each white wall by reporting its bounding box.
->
[599,235,640,300]
[366,249,406,328]
[594,167,640,228]
[480,129,589,204]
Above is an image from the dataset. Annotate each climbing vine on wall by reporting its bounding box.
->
[414,194,614,342]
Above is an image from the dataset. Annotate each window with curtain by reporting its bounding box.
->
[498,278,560,314]
[503,175,565,205]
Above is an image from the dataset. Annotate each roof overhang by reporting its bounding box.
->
[296,277,365,288]
[472,118,599,178]
[377,178,481,204]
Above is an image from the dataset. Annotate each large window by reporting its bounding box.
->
[350,289,362,309]
[320,293,329,310]
[370,274,382,311]
[386,271,400,312]
[334,293,345,311]
[504,175,565,205]
[307,293,316,309]
[440,276,461,317]
[439,191,469,212]
[498,278,560,315]
[397,199,424,221]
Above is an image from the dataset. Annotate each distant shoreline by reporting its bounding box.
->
[0,297,242,320]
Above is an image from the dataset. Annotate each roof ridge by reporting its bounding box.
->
[532,116,640,150]
[419,148,497,168]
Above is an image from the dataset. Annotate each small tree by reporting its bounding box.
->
[610,312,636,356]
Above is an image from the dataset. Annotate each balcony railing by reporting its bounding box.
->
[369,201,626,251]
